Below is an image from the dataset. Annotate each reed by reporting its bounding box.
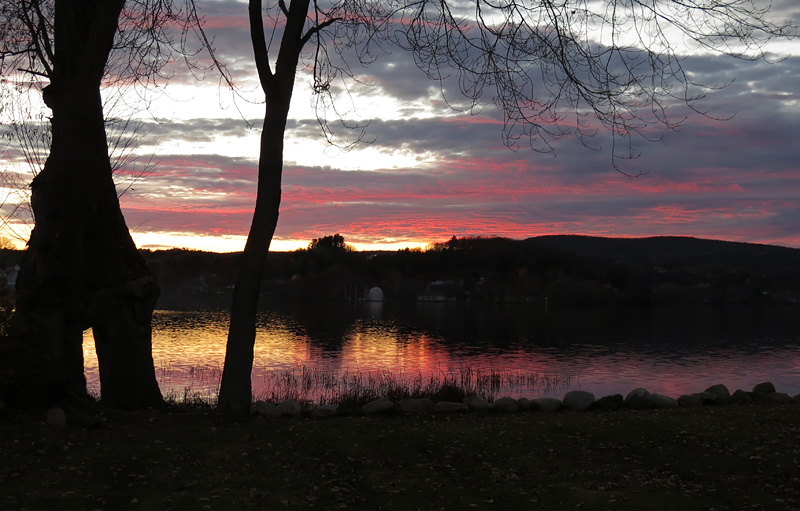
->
[252,364,569,406]
[157,362,222,405]
[150,362,570,407]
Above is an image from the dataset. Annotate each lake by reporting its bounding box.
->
[82,303,800,402]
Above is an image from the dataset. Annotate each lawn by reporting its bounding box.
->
[2,404,799,510]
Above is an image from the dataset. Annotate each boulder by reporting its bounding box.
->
[362,397,395,415]
[251,400,280,418]
[651,394,678,409]
[517,398,531,412]
[692,392,718,405]
[309,404,338,418]
[492,396,519,413]
[747,391,769,403]
[336,401,364,416]
[434,401,469,414]
[277,399,303,418]
[765,392,792,404]
[595,394,624,411]
[398,398,434,414]
[532,398,562,412]
[677,395,703,408]
[792,394,800,405]
[562,391,595,411]
[753,382,776,395]
[45,408,67,427]
[705,384,733,405]
[625,388,654,410]
[462,395,492,414]
[732,389,752,404]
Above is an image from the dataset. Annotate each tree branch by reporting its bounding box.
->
[274,0,311,79]
[32,0,54,65]
[301,17,340,47]
[19,0,53,77]
[249,0,274,89]
[278,0,289,18]
[16,67,50,78]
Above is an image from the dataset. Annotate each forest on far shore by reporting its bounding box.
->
[2,235,799,310]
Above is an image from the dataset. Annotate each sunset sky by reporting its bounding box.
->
[2,0,799,252]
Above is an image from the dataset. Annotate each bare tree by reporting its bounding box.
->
[0,0,217,411]
[217,0,792,413]
[2,97,160,244]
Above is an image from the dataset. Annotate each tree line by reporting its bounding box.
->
[0,1,793,415]
[135,235,800,309]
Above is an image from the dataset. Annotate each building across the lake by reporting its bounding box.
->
[366,286,384,302]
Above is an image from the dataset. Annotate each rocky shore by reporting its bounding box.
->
[250,381,800,419]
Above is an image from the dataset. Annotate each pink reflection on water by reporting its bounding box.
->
[339,326,454,373]
[82,309,800,403]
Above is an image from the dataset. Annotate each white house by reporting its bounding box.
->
[366,286,384,302]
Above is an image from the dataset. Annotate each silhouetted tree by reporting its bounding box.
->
[217,0,792,413]
[0,0,214,411]
[308,234,348,252]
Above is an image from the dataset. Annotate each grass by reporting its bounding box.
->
[155,364,571,407]
[2,403,800,510]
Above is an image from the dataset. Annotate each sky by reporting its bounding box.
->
[2,0,799,253]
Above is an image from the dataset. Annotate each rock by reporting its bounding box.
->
[277,399,302,418]
[652,394,678,409]
[397,398,434,414]
[625,388,654,410]
[532,398,562,412]
[692,392,718,405]
[792,394,800,405]
[705,384,732,405]
[462,395,492,414]
[309,404,338,418]
[433,401,469,414]
[595,394,624,411]
[732,390,753,404]
[677,395,703,408]
[765,392,792,404]
[251,400,280,418]
[562,391,595,411]
[336,401,364,416]
[517,398,531,411]
[362,397,395,415]
[45,408,67,427]
[492,396,519,413]
[753,382,776,395]
[747,391,769,403]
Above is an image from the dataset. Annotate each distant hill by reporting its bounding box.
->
[524,235,800,273]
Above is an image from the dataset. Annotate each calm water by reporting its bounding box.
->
[83,303,800,401]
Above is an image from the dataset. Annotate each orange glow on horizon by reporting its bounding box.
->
[126,227,800,254]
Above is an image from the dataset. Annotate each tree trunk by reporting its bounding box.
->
[217,94,290,414]
[217,0,309,413]
[85,213,162,409]
[5,0,162,411]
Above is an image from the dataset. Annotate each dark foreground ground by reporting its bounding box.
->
[2,404,799,510]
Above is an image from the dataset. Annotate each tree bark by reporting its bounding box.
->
[6,0,162,410]
[217,0,309,413]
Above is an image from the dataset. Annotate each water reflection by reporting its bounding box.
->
[83,304,800,402]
